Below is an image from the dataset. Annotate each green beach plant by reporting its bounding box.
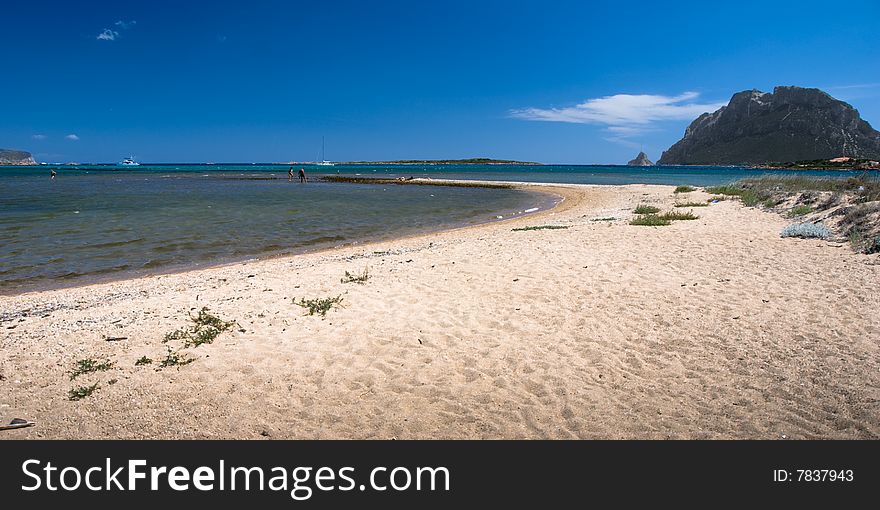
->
[787,205,814,217]
[68,383,99,401]
[674,202,709,208]
[135,356,153,366]
[69,358,113,381]
[633,204,660,214]
[294,295,344,317]
[630,214,671,226]
[159,348,194,369]
[659,210,700,221]
[341,267,370,284]
[163,307,236,348]
[674,185,696,193]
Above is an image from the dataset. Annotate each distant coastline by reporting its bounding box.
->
[282,158,543,166]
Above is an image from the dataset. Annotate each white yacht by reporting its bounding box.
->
[118,156,140,167]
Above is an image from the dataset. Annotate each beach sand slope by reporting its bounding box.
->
[1,183,878,439]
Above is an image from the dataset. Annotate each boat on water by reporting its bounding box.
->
[316,136,334,166]
[118,156,140,167]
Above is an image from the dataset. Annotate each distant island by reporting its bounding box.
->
[659,86,880,166]
[627,152,654,166]
[0,149,36,165]
[285,158,542,166]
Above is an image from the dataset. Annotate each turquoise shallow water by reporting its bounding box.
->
[0,166,555,293]
[0,163,866,292]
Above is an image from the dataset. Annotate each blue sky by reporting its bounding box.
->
[2,0,879,164]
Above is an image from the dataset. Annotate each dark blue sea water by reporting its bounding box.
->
[0,163,866,292]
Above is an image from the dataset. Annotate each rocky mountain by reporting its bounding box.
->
[658,86,880,165]
[0,149,36,165]
[627,151,653,166]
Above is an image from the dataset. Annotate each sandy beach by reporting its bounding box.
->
[1,181,878,439]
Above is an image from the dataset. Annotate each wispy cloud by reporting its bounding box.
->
[97,20,136,41]
[97,28,118,41]
[32,134,47,140]
[826,83,880,91]
[510,91,726,142]
[65,134,80,141]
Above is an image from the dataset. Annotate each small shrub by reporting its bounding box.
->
[674,185,696,193]
[787,205,814,217]
[674,202,709,208]
[630,214,671,226]
[740,190,761,207]
[781,222,831,239]
[135,356,153,366]
[70,358,113,381]
[68,383,99,401]
[511,225,569,231]
[590,217,616,222]
[866,237,880,254]
[633,204,660,214]
[295,295,344,317]
[341,267,371,284]
[659,210,699,221]
[707,196,727,202]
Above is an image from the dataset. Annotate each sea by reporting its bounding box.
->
[0,163,866,293]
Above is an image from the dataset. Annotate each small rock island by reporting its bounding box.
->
[627,151,654,166]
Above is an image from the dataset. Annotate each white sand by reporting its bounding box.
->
[1,182,878,439]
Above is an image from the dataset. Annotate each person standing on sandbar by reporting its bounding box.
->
[299,167,307,183]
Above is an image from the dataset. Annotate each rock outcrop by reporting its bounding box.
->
[658,86,880,165]
[627,151,653,166]
[0,149,36,165]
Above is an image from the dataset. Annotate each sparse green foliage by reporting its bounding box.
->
[69,358,113,381]
[341,267,370,284]
[659,210,700,221]
[590,217,617,222]
[163,307,236,348]
[294,295,344,317]
[674,185,696,193]
[674,202,709,208]
[159,348,194,368]
[630,214,671,226]
[68,383,99,401]
[633,204,660,214]
[787,205,814,217]
[135,356,153,366]
[511,225,570,231]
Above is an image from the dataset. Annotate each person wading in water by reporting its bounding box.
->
[299,167,307,183]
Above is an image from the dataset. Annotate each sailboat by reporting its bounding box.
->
[316,136,334,166]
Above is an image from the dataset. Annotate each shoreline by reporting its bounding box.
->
[1,181,877,439]
[0,181,563,298]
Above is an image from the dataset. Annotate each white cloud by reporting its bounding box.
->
[32,134,47,140]
[510,91,726,140]
[97,20,135,41]
[97,28,118,41]
[65,134,80,141]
